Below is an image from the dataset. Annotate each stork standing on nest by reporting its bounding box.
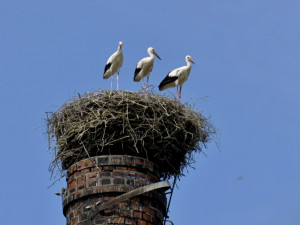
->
[134,47,161,89]
[103,41,124,90]
[159,55,195,102]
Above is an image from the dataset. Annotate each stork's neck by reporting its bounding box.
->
[186,59,192,68]
[118,45,122,52]
[150,53,155,60]
[148,51,154,59]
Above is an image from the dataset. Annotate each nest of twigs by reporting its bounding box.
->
[46,90,215,179]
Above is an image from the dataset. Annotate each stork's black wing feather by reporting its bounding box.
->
[158,73,178,91]
[104,63,111,75]
[134,67,141,81]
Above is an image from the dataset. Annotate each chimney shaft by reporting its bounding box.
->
[62,155,167,225]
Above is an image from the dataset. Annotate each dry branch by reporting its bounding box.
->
[46,90,215,179]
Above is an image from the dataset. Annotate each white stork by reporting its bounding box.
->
[103,41,124,90]
[134,47,161,89]
[159,55,195,102]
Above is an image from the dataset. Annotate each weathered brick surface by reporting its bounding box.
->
[62,155,167,225]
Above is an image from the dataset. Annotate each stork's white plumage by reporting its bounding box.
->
[103,41,124,90]
[159,55,195,102]
[134,47,161,88]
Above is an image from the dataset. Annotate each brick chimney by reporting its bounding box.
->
[62,155,167,225]
[46,91,213,225]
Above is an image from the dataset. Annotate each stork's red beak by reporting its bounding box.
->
[153,51,161,60]
[190,58,195,64]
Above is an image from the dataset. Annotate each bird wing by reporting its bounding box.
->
[103,51,117,78]
[104,50,123,79]
[104,62,111,76]
[168,67,184,77]
[106,51,117,64]
[134,67,142,81]
[134,57,148,81]
[158,71,179,91]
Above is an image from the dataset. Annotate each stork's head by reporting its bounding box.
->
[148,47,161,60]
[118,41,123,49]
[186,55,195,64]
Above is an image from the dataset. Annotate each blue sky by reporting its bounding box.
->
[0,1,299,224]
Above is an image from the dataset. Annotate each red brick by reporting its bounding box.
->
[128,167,137,172]
[74,191,82,199]
[113,171,125,177]
[103,166,115,171]
[116,166,127,170]
[118,202,127,209]
[82,188,93,196]
[120,185,131,192]
[143,199,150,205]
[87,173,97,180]
[88,181,97,187]
[136,179,147,185]
[125,157,134,165]
[91,166,102,172]
[136,173,146,179]
[71,217,78,225]
[132,197,141,203]
[81,168,90,174]
[69,164,77,174]
[137,220,147,225]
[77,176,86,185]
[113,217,125,224]
[104,196,114,201]
[120,210,131,217]
[107,185,118,192]
[77,161,85,169]
[96,218,110,224]
[135,158,144,166]
[73,171,81,179]
[99,186,106,193]
[74,208,81,216]
[85,159,95,167]
[103,209,114,216]
[130,202,139,210]
[125,218,136,225]
[143,213,151,221]
[134,211,142,219]
[69,180,76,189]
[148,208,155,216]
[141,206,148,213]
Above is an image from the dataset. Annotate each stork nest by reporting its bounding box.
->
[46,90,215,179]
